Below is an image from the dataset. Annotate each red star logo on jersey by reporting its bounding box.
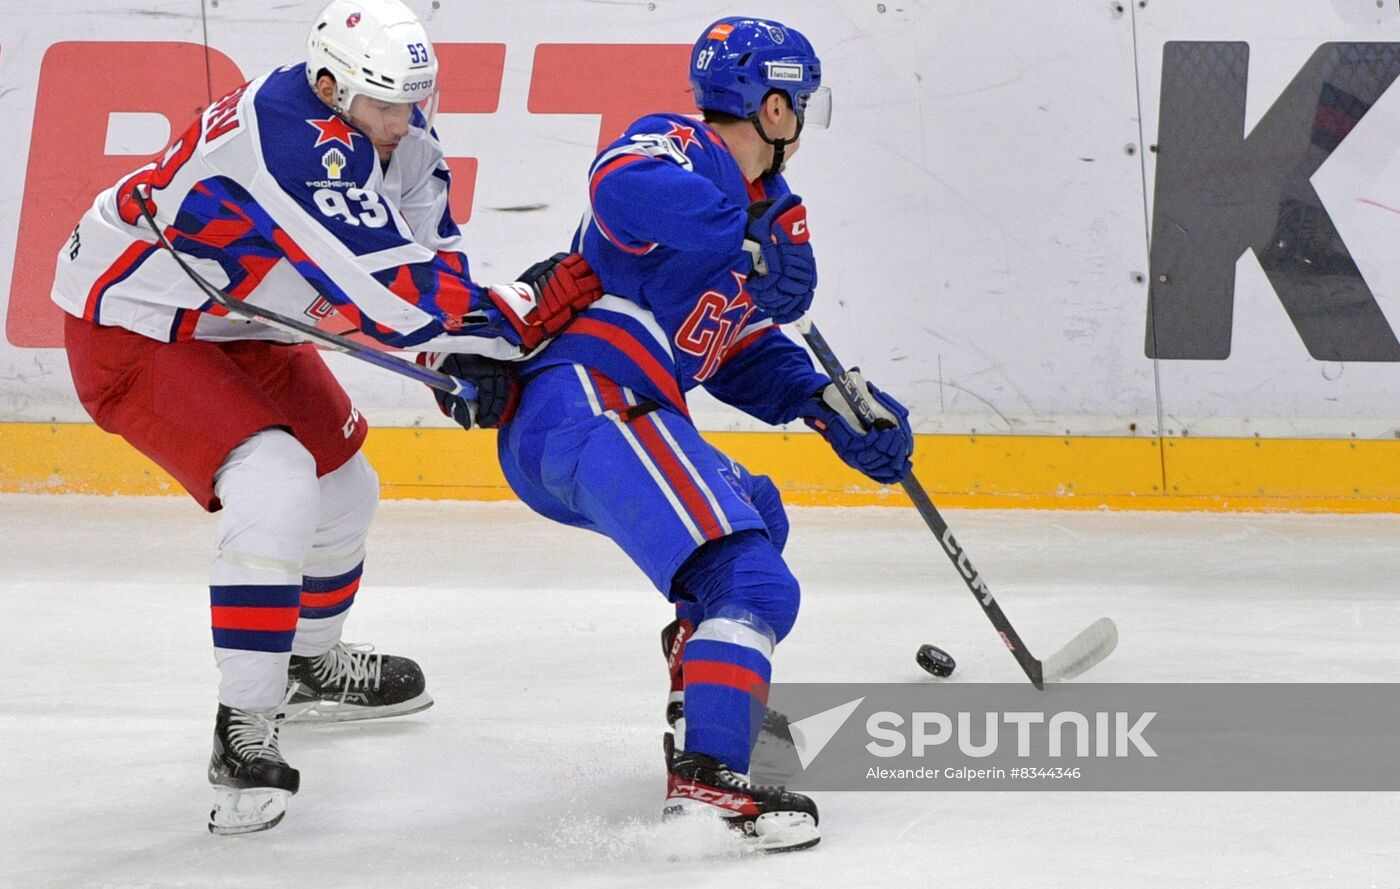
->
[665,123,700,153]
[307,115,361,150]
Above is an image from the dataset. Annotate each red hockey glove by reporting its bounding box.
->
[514,252,604,348]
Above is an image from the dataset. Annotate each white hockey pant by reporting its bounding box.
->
[210,429,379,712]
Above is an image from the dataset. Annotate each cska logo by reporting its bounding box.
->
[346,11,361,27]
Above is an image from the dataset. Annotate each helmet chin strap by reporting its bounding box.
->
[750,113,806,179]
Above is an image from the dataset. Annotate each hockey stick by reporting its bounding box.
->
[791,314,1118,688]
[131,185,479,405]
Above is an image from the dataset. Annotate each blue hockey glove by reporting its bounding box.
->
[744,194,816,323]
[418,352,519,429]
[801,370,914,484]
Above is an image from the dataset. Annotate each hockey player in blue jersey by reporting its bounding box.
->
[436,16,915,851]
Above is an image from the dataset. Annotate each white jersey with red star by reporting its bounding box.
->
[51,65,537,356]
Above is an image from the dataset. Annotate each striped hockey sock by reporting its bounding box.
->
[680,616,773,773]
[293,562,362,656]
[211,583,301,711]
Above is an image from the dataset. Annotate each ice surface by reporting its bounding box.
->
[2,494,1398,888]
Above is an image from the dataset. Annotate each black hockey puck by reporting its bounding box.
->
[916,644,956,677]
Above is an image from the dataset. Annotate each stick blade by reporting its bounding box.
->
[1041,617,1118,683]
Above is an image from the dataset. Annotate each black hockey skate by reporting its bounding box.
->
[282,641,432,723]
[663,740,820,852]
[208,704,299,835]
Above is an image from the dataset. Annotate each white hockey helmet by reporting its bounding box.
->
[306,0,439,123]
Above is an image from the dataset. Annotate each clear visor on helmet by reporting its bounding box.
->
[346,85,439,137]
[797,86,832,129]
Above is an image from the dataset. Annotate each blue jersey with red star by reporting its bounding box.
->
[521,113,826,425]
[52,65,539,357]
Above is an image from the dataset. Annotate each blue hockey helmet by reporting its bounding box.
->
[690,18,830,128]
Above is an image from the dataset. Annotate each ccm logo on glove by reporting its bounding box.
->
[776,205,809,242]
[743,194,817,324]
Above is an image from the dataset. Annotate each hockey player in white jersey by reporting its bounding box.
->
[51,0,602,835]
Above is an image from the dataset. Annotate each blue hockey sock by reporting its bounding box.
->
[682,614,774,773]
[670,530,800,771]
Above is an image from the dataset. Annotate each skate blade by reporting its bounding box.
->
[662,800,820,853]
[281,691,434,724]
[209,787,290,835]
[752,811,820,853]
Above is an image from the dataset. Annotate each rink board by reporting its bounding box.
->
[4,2,1400,507]
[5,421,1398,512]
